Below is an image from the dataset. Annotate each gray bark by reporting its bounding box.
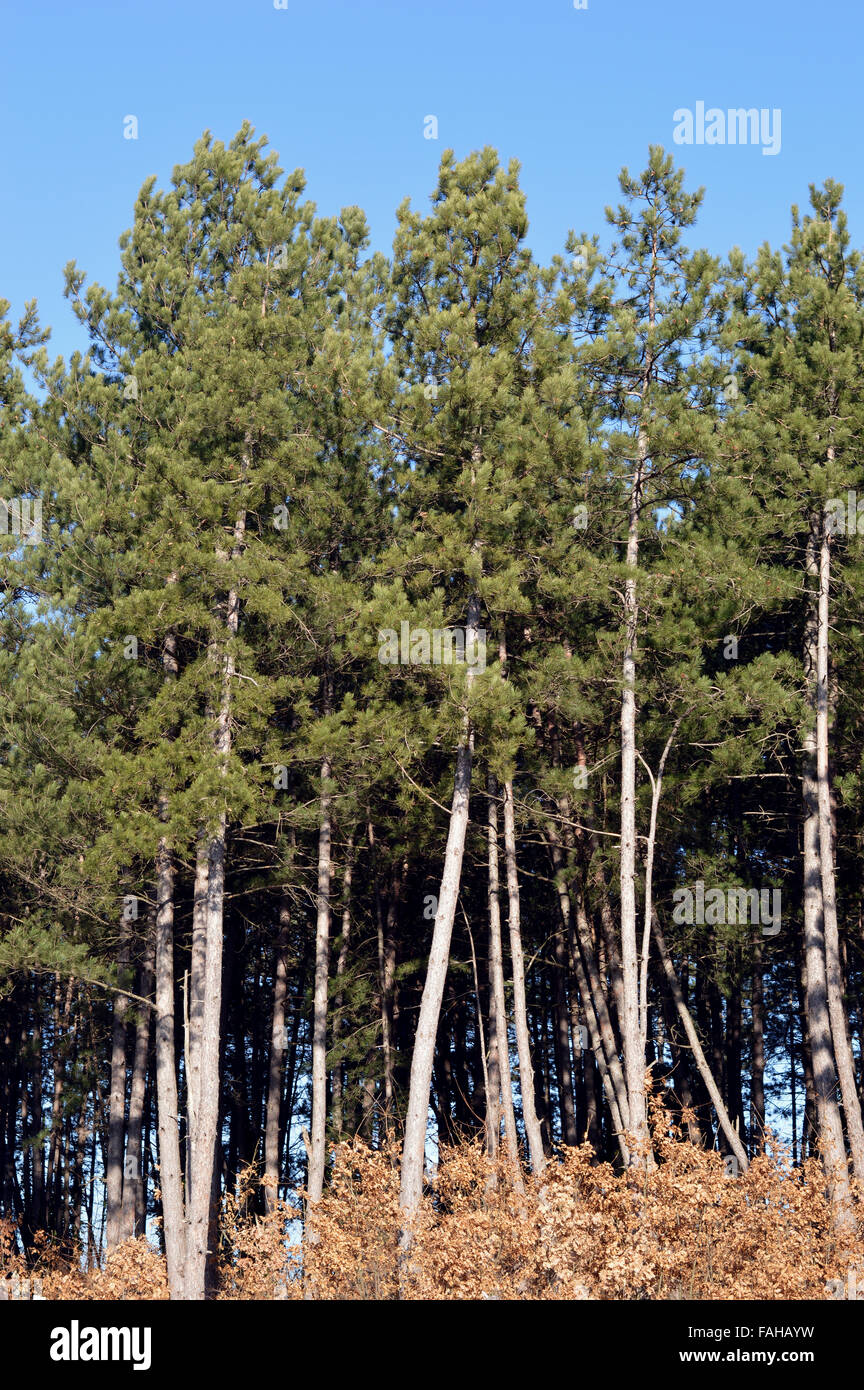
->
[816,527,864,1186]
[105,932,130,1249]
[331,839,354,1138]
[307,751,332,1207]
[399,593,481,1230]
[486,774,521,1182]
[185,505,246,1299]
[121,930,155,1240]
[502,776,545,1173]
[264,902,291,1214]
[619,423,651,1160]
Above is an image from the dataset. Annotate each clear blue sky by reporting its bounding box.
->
[2,0,861,361]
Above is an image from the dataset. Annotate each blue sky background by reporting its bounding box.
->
[1,0,861,363]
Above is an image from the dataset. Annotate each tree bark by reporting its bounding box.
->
[264,901,291,1214]
[185,505,246,1299]
[154,831,185,1297]
[795,523,856,1225]
[486,774,521,1183]
[307,741,333,1209]
[121,931,154,1240]
[105,933,131,1249]
[502,776,545,1173]
[399,593,481,1233]
[750,936,765,1146]
[331,839,354,1139]
[619,423,651,1161]
[816,525,864,1185]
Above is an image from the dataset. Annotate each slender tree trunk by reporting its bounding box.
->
[486,774,521,1183]
[307,743,332,1209]
[801,522,855,1221]
[502,776,545,1173]
[105,932,131,1249]
[331,839,354,1139]
[186,833,209,1193]
[728,976,743,1147]
[121,932,154,1240]
[816,526,864,1185]
[154,831,185,1298]
[619,426,651,1161]
[551,928,578,1146]
[399,593,481,1234]
[264,901,291,1214]
[185,506,246,1299]
[750,938,765,1148]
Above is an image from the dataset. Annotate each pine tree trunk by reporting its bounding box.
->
[501,776,545,1173]
[121,932,154,1240]
[105,933,130,1249]
[264,902,291,1214]
[307,750,332,1210]
[486,774,521,1183]
[750,938,765,1146]
[185,507,245,1299]
[551,927,578,1146]
[186,833,210,1189]
[154,829,186,1297]
[800,522,854,1216]
[816,527,864,1185]
[331,839,354,1139]
[399,594,481,1234]
[619,431,651,1161]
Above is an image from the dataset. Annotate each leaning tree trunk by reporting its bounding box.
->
[816,524,864,1187]
[399,594,482,1236]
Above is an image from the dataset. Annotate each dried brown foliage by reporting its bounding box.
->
[303,1100,864,1300]
[4,1101,863,1300]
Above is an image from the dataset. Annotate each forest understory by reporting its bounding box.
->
[4,1103,864,1301]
